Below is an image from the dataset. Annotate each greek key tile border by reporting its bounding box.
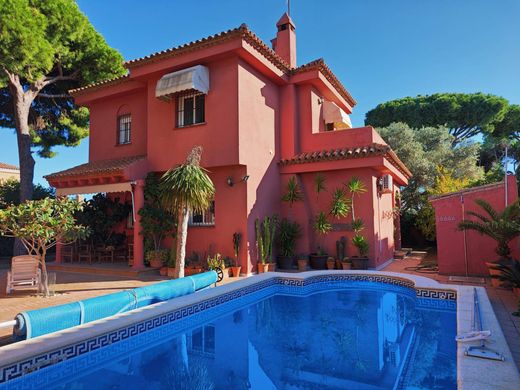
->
[0,273,456,385]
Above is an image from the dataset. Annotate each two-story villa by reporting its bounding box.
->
[46,14,411,274]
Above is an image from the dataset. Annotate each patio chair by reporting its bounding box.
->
[6,255,41,295]
[113,245,128,263]
[78,243,95,264]
[61,243,75,263]
[97,245,115,263]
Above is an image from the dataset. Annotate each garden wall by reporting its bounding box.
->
[431,175,519,276]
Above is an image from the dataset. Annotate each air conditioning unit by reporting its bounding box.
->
[379,174,393,194]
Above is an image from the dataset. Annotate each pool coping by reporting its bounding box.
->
[0,270,519,389]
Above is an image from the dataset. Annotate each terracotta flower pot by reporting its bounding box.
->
[257,263,268,273]
[485,262,503,288]
[185,266,203,276]
[267,263,276,272]
[326,257,335,270]
[351,257,369,270]
[230,266,241,277]
[160,267,167,276]
[149,259,163,268]
[342,262,352,270]
[167,267,176,278]
[297,259,308,271]
[309,254,328,270]
[277,255,294,270]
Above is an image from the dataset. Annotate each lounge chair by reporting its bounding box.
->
[6,255,41,295]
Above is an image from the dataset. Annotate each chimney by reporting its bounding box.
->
[271,13,296,68]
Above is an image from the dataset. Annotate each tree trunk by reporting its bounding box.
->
[175,205,190,278]
[10,81,36,203]
[10,82,36,255]
[39,253,50,297]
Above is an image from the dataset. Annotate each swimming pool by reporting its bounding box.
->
[0,271,518,389]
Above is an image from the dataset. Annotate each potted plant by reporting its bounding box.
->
[231,232,242,277]
[458,199,520,287]
[207,253,225,274]
[146,249,168,268]
[341,257,352,270]
[276,218,301,270]
[185,251,204,276]
[351,234,369,270]
[139,173,176,268]
[297,254,309,271]
[310,211,332,269]
[326,256,336,270]
[256,216,277,273]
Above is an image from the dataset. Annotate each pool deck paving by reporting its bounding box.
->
[383,256,520,372]
[0,265,242,345]
[0,256,519,379]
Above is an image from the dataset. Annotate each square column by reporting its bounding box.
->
[132,180,145,269]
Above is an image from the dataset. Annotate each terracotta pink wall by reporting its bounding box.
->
[182,166,248,267]
[280,168,396,268]
[146,57,240,171]
[238,59,281,274]
[89,89,147,161]
[432,175,519,276]
[371,177,396,267]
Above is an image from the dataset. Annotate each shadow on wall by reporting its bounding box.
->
[245,84,281,274]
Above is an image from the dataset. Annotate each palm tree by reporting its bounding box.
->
[160,146,215,278]
[458,199,520,260]
[346,177,367,221]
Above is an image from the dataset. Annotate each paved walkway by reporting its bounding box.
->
[383,257,520,371]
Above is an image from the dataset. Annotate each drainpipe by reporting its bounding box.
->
[461,194,469,277]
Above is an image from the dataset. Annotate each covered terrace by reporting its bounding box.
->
[44,155,149,270]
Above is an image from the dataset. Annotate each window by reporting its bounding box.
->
[177,93,205,127]
[189,325,215,356]
[189,200,215,226]
[117,114,131,144]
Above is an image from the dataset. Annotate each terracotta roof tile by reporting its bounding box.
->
[0,162,19,171]
[69,27,355,113]
[279,143,412,178]
[69,74,130,96]
[125,24,291,71]
[45,155,146,180]
[292,58,356,106]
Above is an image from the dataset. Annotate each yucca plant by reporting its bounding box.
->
[352,234,369,257]
[160,146,215,278]
[458,199,520,260]
[314,211,332,255]
[282,176,303,207]
[329,188,351,219]
[351,218,364,233]
[314,173,327,200]
[346,177,367,221]
[278,218,301,257]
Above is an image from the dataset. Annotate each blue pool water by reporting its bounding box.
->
[2,282,456,390]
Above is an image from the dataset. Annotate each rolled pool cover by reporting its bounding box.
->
[14,271,217,340]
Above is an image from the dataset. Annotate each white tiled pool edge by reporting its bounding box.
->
[0,270,519,389]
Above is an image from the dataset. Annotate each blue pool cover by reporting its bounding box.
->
[14,271,217,340]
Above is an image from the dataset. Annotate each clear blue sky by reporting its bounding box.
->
[2,0,519,185]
